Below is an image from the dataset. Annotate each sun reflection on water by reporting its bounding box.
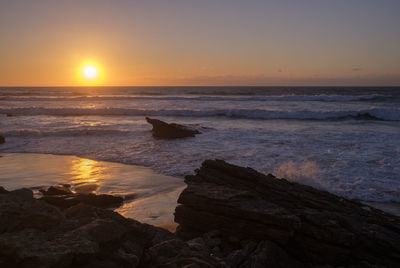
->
[69,159,105,193]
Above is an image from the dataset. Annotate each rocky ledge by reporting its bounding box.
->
[145,117,200,139]
[0,186,219,267]
[1,160,400,268]
[39,185,124,209]
[175,160,400,268]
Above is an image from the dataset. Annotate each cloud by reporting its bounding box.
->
[352,67,362,71]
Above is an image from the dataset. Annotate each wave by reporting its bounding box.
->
[1,107,399,121]
[0,94,391,103]
[0,129,132,137]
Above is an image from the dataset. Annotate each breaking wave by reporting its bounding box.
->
[1,107,399,121]
[0,94,392,102]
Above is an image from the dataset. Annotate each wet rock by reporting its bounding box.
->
[0,186,220,267]
[145,117,200,139]
[79,193,123,208]
[41,185,73,196]
[0,188,63,233]
[40,195,81,209]
[0,135,4,144]
[39,185,123,209]
[187,237,208,252]
[175,160,400,267]
[0,187,8,194]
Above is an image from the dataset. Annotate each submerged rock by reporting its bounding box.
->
[0,187,220,267]
[175,159,400,267]
[0,135,5,144]
[145,117,200,139]
[41,185,72,196]
[39,185,123,209]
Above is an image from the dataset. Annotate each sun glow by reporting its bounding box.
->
[83,66,98,79]
[78,61,104,85]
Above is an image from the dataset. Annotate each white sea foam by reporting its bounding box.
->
[0,94,389,102]
[1,107,399,121]
[274,160,324,189]
[1,87,399,203]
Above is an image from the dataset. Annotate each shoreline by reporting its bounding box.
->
[1,152,399,219]
[0,152,184,230]
[1,158,399,267]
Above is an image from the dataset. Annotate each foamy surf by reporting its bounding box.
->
[0,93,390,102]
[1,107,399,121]
[1,86,399,204]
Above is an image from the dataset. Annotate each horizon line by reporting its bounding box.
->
[1,85,399,88]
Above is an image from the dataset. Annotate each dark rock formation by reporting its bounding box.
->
[175,159,400,268]
[0,135,5,144]
[0,187,220,267]
[41,185,73,196]
[39,185,124,209]
[145,117,200,139]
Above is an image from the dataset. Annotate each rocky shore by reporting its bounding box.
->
[0,186,218,267]
[1,160,400,267]
[175,160,400,267]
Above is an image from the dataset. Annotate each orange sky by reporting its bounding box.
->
[0,0,399,86]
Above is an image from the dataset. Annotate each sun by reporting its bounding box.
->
[83,65,98,80]
[77,61,104,85]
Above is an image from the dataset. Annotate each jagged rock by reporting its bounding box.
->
[145,117,200,139]
[39,185,123,209]
[74,193,123,208]
[0,135,5,144]
[41,185,73,196]
[0,187,8,194]
[0,188,63,233]
[174,160,400,267]
[0,186,220,268]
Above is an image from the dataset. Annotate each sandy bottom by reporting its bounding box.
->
[0,153,185,231]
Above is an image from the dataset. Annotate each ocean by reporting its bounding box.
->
[1,86,399,203]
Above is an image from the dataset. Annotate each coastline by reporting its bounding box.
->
[0,153,184,230]
[1,158,399,267]
[1,152,399,220]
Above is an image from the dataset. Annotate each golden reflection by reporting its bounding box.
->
[71,158,99,183]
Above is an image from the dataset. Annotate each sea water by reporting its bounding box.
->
[0,86,399,203]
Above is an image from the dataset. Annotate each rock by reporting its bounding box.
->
[145,117,200,139]
[0,188,63,233]
[79,193,123,208]
[0,186,221,267]
[40,195,81,209]
[0,135,5,144]
[186,237,209,252]
[144,238,219,267]
[41,185,73,196]
[39,185,123,209]
[174,160,400,267]
[0,187,8,194]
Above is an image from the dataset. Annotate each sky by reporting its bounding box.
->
[0,0,399,86]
